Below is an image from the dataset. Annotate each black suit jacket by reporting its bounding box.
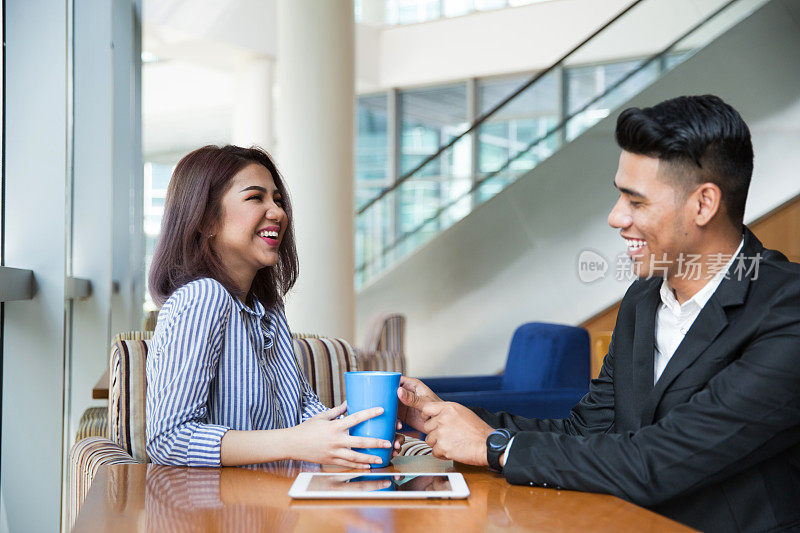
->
[473,227,800,532]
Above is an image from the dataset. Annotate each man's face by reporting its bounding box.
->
[607,151,693,279]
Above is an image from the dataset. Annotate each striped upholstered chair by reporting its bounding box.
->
[75,407,108,441]
[142,310,159,332]
[69,331,430,527]
[73,330,156,444]
[356,313,407,373]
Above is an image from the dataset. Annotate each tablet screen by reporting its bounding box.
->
[306,474,452,493]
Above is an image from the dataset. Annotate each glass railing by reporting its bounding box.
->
[355,0,769,288]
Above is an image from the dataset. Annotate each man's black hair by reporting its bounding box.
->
[615,95,753,226]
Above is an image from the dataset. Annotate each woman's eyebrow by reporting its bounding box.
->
[239,185,268,193]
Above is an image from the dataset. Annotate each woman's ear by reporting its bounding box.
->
[199,223,217,240]
[199,214,219,239]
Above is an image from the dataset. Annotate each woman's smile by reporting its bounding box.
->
[257,225,281,247]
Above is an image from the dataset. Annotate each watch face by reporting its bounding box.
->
[487,430,509,451]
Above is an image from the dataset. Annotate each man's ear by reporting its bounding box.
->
[689,182,723,227]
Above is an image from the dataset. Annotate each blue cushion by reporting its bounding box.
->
[501,323,590,391]
[424,375,503,393]
[438,388,588,420]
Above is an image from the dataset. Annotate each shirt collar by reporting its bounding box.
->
[233,296,278,349]
[660,238,745,314]
[233,295,266,318]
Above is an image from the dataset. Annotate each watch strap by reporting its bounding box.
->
[486,428,516,471]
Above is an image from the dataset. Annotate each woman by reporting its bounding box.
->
[146,145,394,467]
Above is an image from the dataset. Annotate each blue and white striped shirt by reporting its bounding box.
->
[146,278,327,466]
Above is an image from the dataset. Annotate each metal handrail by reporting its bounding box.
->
[0,268,96,301]
[355,0,744,275]
[355,0,645,216]
[0,266,35,301]
[65,276,92,300]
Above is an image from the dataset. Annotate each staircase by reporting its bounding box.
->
[356,0,771,289]
[356,0,800,376]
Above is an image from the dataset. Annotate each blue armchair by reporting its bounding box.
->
[423,322,591,419]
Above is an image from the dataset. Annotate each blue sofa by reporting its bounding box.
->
[423,322,591,419]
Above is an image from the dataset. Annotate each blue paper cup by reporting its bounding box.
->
[345,371,402,468]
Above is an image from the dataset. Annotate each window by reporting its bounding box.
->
[566,59,659,140]
[388,0,442,25]
[356,94,390,210]
[355,94,392,281]
[381,0,550,25]
[443,0,473,17]
[143,161,175,311]
[477,72,560,201]
[399,83,470,237]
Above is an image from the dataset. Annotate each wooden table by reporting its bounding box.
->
[72,456,693,532]
[92,369,109,400]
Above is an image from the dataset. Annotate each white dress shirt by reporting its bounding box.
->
[654,239,743,384]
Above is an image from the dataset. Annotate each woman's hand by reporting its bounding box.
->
[392,421,406,457]
[290,402,392,468]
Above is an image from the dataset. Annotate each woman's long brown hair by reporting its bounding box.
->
[148,145,299,308]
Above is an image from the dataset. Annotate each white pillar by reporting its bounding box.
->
[233,55,274,150]
[277,0,355,341]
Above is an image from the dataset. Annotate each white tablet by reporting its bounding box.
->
[288,472,470,499]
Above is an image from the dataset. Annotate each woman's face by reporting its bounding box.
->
[210,163,287,293]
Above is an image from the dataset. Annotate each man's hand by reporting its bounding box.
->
[396,376,442,433]
[422,401,494,466]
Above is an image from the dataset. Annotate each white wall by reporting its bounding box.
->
[141,0,278,159]
[356,0,800,376]
[143,0,277,59]
[142,61,233,159]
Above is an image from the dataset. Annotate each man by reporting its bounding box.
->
[397,95,800,532]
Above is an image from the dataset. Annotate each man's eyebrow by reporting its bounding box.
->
[614,183,646,199]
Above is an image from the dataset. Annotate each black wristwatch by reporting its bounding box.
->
[486,428,517,471]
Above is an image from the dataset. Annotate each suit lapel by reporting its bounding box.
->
[640,299,729,425]
[632,284,660,430]
[639,227,760,426]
